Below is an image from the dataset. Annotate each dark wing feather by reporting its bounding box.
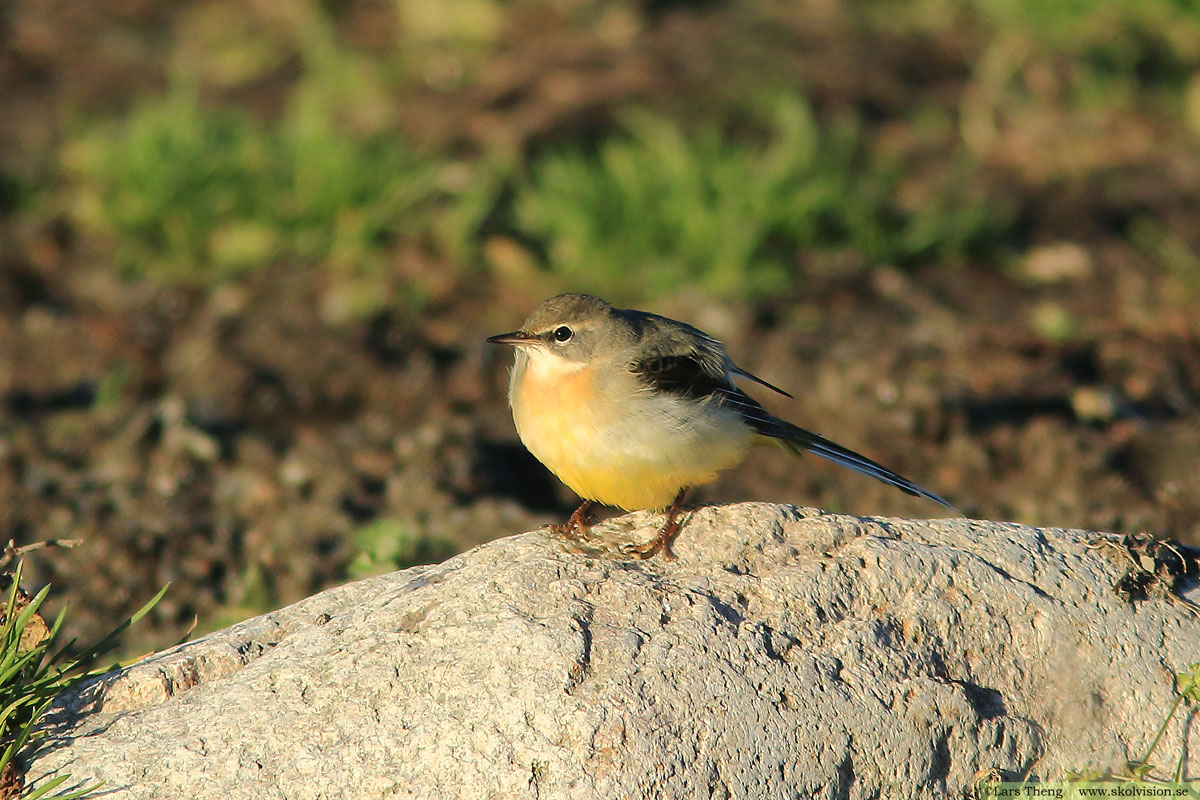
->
[626,320,733,399]
[630,354,727,398]
[731,366,793,398]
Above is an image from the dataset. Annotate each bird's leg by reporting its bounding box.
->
[547,500,593,539]
[626,488,688,560]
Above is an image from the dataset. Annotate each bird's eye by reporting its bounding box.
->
[552,326,573,342]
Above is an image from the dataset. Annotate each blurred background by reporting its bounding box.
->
[1,0,1199,654]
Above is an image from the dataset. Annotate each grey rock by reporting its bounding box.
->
[25,503,1200,798]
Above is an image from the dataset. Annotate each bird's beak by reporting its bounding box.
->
[486,330,536,346]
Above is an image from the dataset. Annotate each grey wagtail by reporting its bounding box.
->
[489,293,953,557]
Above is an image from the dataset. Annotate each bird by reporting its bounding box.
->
[488,293,953,558]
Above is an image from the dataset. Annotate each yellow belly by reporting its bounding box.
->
[510,354,752,510]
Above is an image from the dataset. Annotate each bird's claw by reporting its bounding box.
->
[620,491,687,560]
[545,501,593,540]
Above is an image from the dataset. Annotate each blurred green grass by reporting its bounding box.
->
[56,86,1005,302]
[346,517,455,580]
[62,83,440,283]
[48,0,1200,302]
[514,98,1006,299]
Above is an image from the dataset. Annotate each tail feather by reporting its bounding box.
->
[714,382,955,511]
[771,425,957,511]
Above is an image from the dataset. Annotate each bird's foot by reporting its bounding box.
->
[620,516,681,560]
[545,500,593,540]
[620,489,688,561]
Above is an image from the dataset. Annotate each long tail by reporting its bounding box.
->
[713,382,956,510]
[770,424,956,511]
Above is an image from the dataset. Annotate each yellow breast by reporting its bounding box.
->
[509,349,752,510]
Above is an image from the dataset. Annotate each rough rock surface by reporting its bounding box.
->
[25,503,1200,798]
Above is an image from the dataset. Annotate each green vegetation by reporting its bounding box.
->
[193,518,455,639]
[61,88,1006,302]
[1114,661,1200,785]
[63,83,440,284]
[969,664,1200,794]
[346,517,455,580]
[513,98,1004,300]
[194,562,277,637]
[52,0,1200,302]
[0,561,166,799]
